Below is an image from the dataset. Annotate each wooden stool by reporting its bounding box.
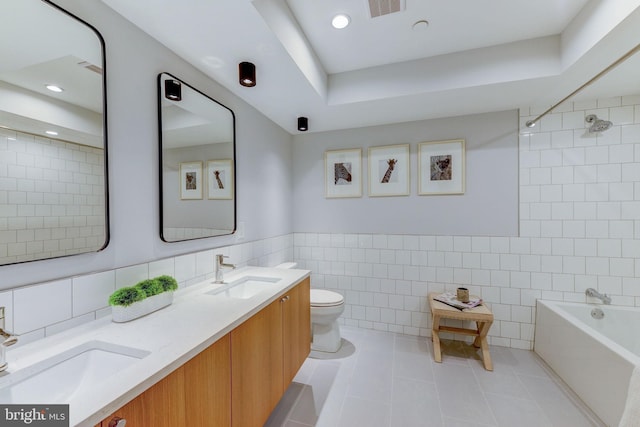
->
[428,292,494,371]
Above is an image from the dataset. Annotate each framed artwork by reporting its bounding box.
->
[179,161,203,200]
[207,159,233,199]
[325,148,362,198]
[418,139,465,195]
[368,144,410,197]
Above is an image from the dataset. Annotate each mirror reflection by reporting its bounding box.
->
[0,0,107,265]
[158,73,235,242]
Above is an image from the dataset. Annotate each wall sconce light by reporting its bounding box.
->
[297,117,308,131]
[164,79,182,101]
[239,62,256,87]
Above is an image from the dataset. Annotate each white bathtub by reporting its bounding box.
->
[535,300,640,427]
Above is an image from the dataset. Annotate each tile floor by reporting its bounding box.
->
[265,326,605,427]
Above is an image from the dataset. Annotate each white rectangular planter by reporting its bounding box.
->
[111,292,174,323]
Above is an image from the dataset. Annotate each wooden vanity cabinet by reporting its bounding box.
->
[282,277,311,385]
[98,334,231,427]
[230,297,284,427]
[184,333,231,426]
[97,364,185,427]
[231,277,311,427]
[98,277,310,427]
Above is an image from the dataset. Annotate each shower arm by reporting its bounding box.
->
[525,42,640,128]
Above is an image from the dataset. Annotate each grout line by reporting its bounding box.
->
[387,331,396,427]
[427,334,447,426]
[512,373,555,427]
[468,354,500,427]
[529,352,606,427]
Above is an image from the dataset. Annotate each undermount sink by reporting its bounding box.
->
[0,341,150,404]
[207,276,281,299]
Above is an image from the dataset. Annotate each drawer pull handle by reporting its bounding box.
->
[108,417,127,427]
[280,295,290,302]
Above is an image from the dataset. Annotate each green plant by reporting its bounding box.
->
[136,279,163,297]
[108,275,179,308]
[108,286,146,307]
[155,275,178,292]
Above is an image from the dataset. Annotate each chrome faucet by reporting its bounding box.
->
[0,307,18,372]
[214,254,236,284]
[585,288,612,305]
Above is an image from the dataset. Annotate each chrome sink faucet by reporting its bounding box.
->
[0,307,18,372]
[585,288,612,305]
[214,254,236,284]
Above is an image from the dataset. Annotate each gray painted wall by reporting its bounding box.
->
[0,0,293,290]
[292,110,519,236]
[163,144,234,230]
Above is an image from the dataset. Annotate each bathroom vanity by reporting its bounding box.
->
[1,267,310,427]
[97,277,309,427]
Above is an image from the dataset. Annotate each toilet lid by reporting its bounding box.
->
[310,289,344,307]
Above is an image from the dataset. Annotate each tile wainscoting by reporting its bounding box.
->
[294,95,640,350]
[1,234,293,346]
[0,129,106,264]
[3,95,640,351]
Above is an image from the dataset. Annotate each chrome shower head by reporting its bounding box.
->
[585,114,613,133]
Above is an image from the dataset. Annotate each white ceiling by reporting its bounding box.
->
[101,0,640,134]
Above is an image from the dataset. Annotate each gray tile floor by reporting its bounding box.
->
[265,326,605,427]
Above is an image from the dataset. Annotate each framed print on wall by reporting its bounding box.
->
[325,148,362,198]
[368,144,410,197]
[179,161,203,200]
[207,159,233,199]
[418,139,465,195]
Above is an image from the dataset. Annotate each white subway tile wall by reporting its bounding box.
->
[7,234,293,346]
[294,96,640,350]
[162,227,231,240]
[5,96,640,351]
[0,129,105,264]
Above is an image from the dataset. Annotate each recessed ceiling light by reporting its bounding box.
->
[46,84,64,93]
[45,130,58,136]
[332,14,350,29]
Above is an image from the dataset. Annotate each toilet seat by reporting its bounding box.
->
[310,289,344,307]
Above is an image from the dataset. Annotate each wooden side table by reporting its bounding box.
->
[427,292,494,371]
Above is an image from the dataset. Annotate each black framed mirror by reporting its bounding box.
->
[158,73,236,242]
[0,0,108,265]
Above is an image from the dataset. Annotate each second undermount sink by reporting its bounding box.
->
[206,276,281,299]
[0,341,150,404]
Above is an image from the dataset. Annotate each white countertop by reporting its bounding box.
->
[2,266,310,427]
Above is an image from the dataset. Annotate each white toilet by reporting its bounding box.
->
[275,262,345,353]
[310,289,345,353]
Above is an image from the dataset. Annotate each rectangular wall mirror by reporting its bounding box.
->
[0,0,108,265]
[158,73,236,242]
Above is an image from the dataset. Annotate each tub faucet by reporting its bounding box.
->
[585,288,611,305]
[0,307,18,372]
[214,254,236,284]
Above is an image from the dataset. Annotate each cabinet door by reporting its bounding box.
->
[282,278,311,385]
[184,334,231,427]
[231,298,284,427]
[101,365,186,427]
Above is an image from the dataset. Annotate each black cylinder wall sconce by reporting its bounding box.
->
[164,79,182,101]
[297,116,308,131]
[239,62,256,87]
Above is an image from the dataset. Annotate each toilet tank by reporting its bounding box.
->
[275,262,298,269]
